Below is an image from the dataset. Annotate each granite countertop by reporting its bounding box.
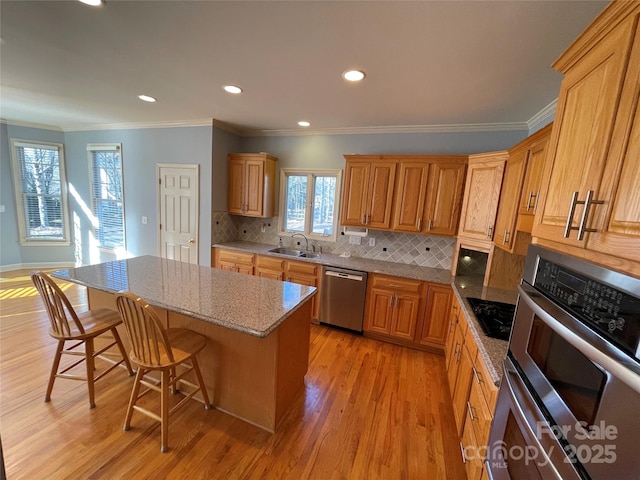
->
[214,242,515,384]
[213,241,454,284]
[52,255,316,338]
[451,276,518,386]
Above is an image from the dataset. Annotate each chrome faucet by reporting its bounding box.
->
[291,233,310,252]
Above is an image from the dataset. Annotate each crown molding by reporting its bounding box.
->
[241,121,529,137]
[0,118,64,131]
[212,119,244,136]
[62,118,214,132]
[527,99,557,132]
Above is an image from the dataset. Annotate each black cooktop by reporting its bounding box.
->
[466,297,516,341]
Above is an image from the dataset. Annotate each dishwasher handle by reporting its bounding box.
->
[325,270,365,281]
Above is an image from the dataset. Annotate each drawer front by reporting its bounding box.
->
[370,274,422,294]
[467,375,492,448]
[217,249,255,265]
[463,324,479,361]
[285,260,318,276]
[256,255,285,270]
[472,352,498,412]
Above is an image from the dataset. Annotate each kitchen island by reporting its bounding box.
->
[53,255,316,432]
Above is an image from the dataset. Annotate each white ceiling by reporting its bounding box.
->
[0,0,608,135]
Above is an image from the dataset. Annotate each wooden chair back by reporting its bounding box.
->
[115,291,175,367]
[31,271,84,338]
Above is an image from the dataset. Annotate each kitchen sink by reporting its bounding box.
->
[267,247,320,258]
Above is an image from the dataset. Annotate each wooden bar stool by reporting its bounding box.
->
[115,291,211,452]
[31,271,134,408]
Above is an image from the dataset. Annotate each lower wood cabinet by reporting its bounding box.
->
[364,273,452,352]
[213,249,255,275]
[445,293,499,480]
[255,255,285,280]
[284,259,320,321]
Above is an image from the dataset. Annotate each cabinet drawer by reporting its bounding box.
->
[369,274,422,294]
[472,352,498,412]
[467,377,493,449]
[285,260,318,276]
[256,255,285,270]
[217,249,255,265]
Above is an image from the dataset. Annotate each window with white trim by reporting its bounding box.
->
[279,169,341,242]
[88,144,125,250]
[11,139,70,244]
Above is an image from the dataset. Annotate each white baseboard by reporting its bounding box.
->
[0,261,76,274]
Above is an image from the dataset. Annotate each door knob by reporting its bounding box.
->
[189,239,195,244]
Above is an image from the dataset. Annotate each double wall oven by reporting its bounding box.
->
[487,245,640,479]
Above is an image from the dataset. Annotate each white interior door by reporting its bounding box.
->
[157,164,199,264]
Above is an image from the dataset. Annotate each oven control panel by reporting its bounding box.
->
[534,258,640,359]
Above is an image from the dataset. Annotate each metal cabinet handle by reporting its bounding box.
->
[502,229,510,245]
[417,218,422,231]
[473,367,484,384]
[428,219,433,231]
[486,225,493,239]
[526,191,535,211]
[533,190,540,213]
[467,401,477,421]
[564,190,604,240]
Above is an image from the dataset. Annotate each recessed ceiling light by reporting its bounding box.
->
[137,94,157,103]
[342,70,366,82]
[78,0,103,6]
[223,85,243,94]
[298,121,311,127]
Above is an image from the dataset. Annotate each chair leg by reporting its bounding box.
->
[124,368,144,431]
[160,369,170,453]
[112,327,134,376]
[191,357,212,409]
[170,367,178,394]
[45,340,64,402]
[85,339,96,408]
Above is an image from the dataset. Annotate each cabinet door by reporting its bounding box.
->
[341,161,370,226]
[228,157,245,214]
[458,158,505,241]
[423,162,466,236]
[244,159,265,217]
[366,161,397,229]
[447,323,465,398]
[286,272,319,319]
[236,264,254,275]
[461,417,484,480]
[418,284,453,347]
[518,133,551,218]
[256,268,283,281]
[494,151,527,252]
[390,293,420,341]
[365,288,394,335]
[391,162,429,232]
[217,261,237,273]
[452,344,474,435]
[533,17,637,246]
[587,28,640,264]
[445,297,460,366]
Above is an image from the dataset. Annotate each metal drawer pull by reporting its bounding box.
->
[533,190,540,213]
[564,190,604,239]
[526,191,536,211]
[473,367,484,384]
[502,229,510,245]
[428,219,433,231]
[467,401,477,421]
[486,225,493,239]
[417,218,422,230]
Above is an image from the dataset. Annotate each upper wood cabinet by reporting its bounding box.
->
[228,153,277,218]
[392,157,466,236]
[532,3,640,275]
[493,124,552,253]
[341,156,397,229]
[517,124,552,221]
[457,152,507,243]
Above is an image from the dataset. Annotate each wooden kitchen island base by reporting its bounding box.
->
[88,287,312,433]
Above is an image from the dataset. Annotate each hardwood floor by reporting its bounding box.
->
[0,269,466,479]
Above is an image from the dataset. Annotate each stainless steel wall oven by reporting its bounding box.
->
[487,245,640,479]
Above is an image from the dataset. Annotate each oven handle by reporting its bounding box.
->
[518,284,640,394]
[501,360,564,479]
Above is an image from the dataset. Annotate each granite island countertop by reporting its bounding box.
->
[214,242,516,384]
[53,255,316,338]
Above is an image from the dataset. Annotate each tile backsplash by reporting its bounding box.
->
[212,212,455,270]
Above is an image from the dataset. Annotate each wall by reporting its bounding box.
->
[0,124,71,270]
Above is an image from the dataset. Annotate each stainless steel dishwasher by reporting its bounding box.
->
[320,266,368,332]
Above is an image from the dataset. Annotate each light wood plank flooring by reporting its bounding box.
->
[0,269,466,479]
